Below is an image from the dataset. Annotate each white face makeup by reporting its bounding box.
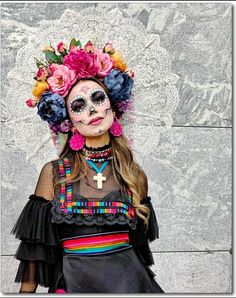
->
[66,80,115,137]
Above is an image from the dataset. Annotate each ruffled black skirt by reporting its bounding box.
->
[61,246,163,293]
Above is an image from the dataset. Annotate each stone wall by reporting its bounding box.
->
[1,2,232,294]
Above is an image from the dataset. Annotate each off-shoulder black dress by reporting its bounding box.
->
[12,155,164,293]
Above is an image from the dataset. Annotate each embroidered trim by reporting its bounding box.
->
[51,199,138,229]
[70,201,135,217]
[58,158,73,213]
[50,157,138,229]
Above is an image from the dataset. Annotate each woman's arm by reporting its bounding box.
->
[19,262,38,293]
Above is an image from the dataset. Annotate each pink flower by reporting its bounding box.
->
[36,67,48,80]
[47,64,77,97]
[63,49,99,78]
[94,48,113,78]
[57,41,67,53]
[26,98,37,107]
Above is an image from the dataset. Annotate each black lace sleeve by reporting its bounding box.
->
[11,195,62,292]
[142,196,159,241]
[130,196,160,267]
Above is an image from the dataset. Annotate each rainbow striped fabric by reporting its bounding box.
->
[61,231,132,255]
[57,158,135,219]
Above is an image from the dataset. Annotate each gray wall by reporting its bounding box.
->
[1,2,232,294]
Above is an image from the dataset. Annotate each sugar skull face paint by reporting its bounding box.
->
[66,80,115,137]
[69,88,109,116]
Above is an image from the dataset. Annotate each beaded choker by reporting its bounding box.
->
[81,142,113,162]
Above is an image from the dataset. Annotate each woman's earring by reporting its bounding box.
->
[69,128,86,151]
[109,117,123,137]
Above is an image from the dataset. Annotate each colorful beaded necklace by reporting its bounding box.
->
[81,141,113,162]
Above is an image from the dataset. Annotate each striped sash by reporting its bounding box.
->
[61,230,132,255]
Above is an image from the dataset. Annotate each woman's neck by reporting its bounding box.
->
[85,132,111,149]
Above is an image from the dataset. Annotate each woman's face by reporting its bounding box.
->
[66,80,115,137]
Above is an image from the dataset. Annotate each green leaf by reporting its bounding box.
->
[69,38,77,47]
[75,40,82,48]
[69,38,82,49]
[57,55,63,64]
[43,50,60,63]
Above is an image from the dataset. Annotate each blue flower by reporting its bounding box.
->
[37,91,66,124]
[104,69,134,104]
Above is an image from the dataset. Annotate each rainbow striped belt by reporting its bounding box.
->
[61,231,132,255]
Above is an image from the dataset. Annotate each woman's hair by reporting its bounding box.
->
[54,78,151,228]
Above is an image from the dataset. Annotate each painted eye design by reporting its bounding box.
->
[70,96,86,114]
[90,89,107,106]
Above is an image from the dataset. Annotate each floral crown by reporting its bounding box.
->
[26,37,135,135]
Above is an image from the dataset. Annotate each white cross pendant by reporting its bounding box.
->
[93,172,107,189]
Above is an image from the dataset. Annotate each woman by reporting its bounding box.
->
[12,38,164,293]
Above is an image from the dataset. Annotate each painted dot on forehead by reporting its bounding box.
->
[79,85,90,95]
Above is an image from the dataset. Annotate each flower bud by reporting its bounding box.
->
[84,41,95,53]
[103,42,115,54]
[26,99,37,108]
[43,45,56,53]
[57,41,68,54]
[128,69,135,79]
[36,67,48,80]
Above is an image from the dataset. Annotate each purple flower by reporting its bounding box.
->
[49,119,72,134]
[116,99,133,113]
[103,69,134,104]
[37,91,66,124]
[60,119,72,133]
[49,122,61,134]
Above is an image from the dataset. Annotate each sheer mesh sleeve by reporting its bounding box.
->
[12,161,60,293]
[19,262,37,293]
[34,162,54,201]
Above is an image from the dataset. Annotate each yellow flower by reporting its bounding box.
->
[32,80,49,98]
[110,51,127,72]
[43,45,56,52]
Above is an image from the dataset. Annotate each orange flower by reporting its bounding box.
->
[32,80,49,98]
[110,51,127,72]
